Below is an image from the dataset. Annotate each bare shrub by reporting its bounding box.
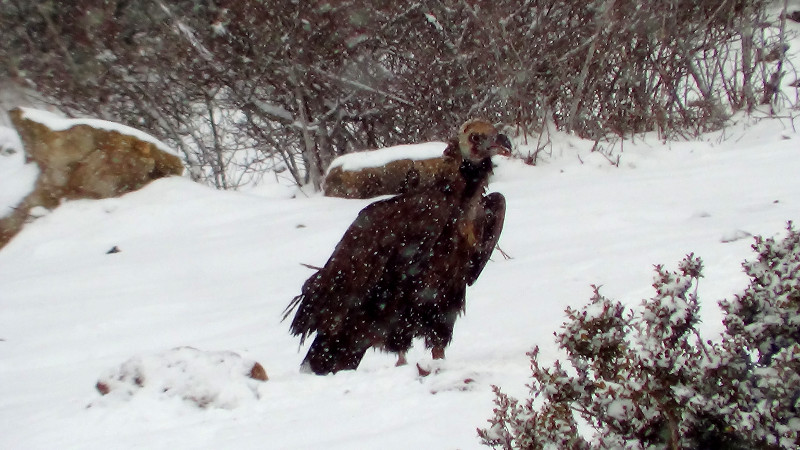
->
[1,0,790,188]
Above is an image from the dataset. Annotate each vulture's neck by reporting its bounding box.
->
[459,157,493,198]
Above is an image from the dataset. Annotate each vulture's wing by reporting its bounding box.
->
[285,189,454,342]
[466,192,506,286]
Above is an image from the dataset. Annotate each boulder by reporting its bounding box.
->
[323,142,452,199]
[0,108,183,249]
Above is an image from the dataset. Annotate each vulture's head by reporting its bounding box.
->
[456,119,512,164]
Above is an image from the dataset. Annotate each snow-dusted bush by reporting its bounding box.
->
[716,222,800,448]
[479,223,800,449]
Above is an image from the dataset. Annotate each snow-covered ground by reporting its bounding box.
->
[0,125,36,220]
[0,114,799,449]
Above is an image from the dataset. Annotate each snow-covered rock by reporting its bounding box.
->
[94,347,267,410]
[323,142,453,198]
[0,108,184,249]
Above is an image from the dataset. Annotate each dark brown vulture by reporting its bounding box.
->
[284,119,509,375]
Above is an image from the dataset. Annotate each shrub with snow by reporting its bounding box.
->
[479,223,800,449]
[717,222,800,449]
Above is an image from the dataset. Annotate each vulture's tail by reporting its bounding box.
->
[301,332,370,375]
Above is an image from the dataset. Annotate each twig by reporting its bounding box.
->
[495,244,513,260]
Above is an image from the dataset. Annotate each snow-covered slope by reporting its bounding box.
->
[0,126,36,219]
[0,116,798,449]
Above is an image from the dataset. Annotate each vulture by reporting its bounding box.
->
[284,119,509,375]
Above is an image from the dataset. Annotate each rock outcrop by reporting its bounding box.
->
[0,108,184,249]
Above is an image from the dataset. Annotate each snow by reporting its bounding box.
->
[606,399,634,420]
[251,99,293,123]
[18,107,180,158]
[0,126,37,219]
[327,141,448,173]
[93,347,264,410]
[1,114,800,448]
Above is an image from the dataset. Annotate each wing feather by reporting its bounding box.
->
[285,189,454,343]
[466,192,506,286]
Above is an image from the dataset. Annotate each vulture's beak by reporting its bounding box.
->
[493,133,513,156]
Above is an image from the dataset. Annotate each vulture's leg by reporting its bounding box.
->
[386,326,413,367]
[301,332,370,375]
[421,304,458,362]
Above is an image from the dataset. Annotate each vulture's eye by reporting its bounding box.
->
[469,133,481,144]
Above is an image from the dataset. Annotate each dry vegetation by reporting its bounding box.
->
[0,0,791,188]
